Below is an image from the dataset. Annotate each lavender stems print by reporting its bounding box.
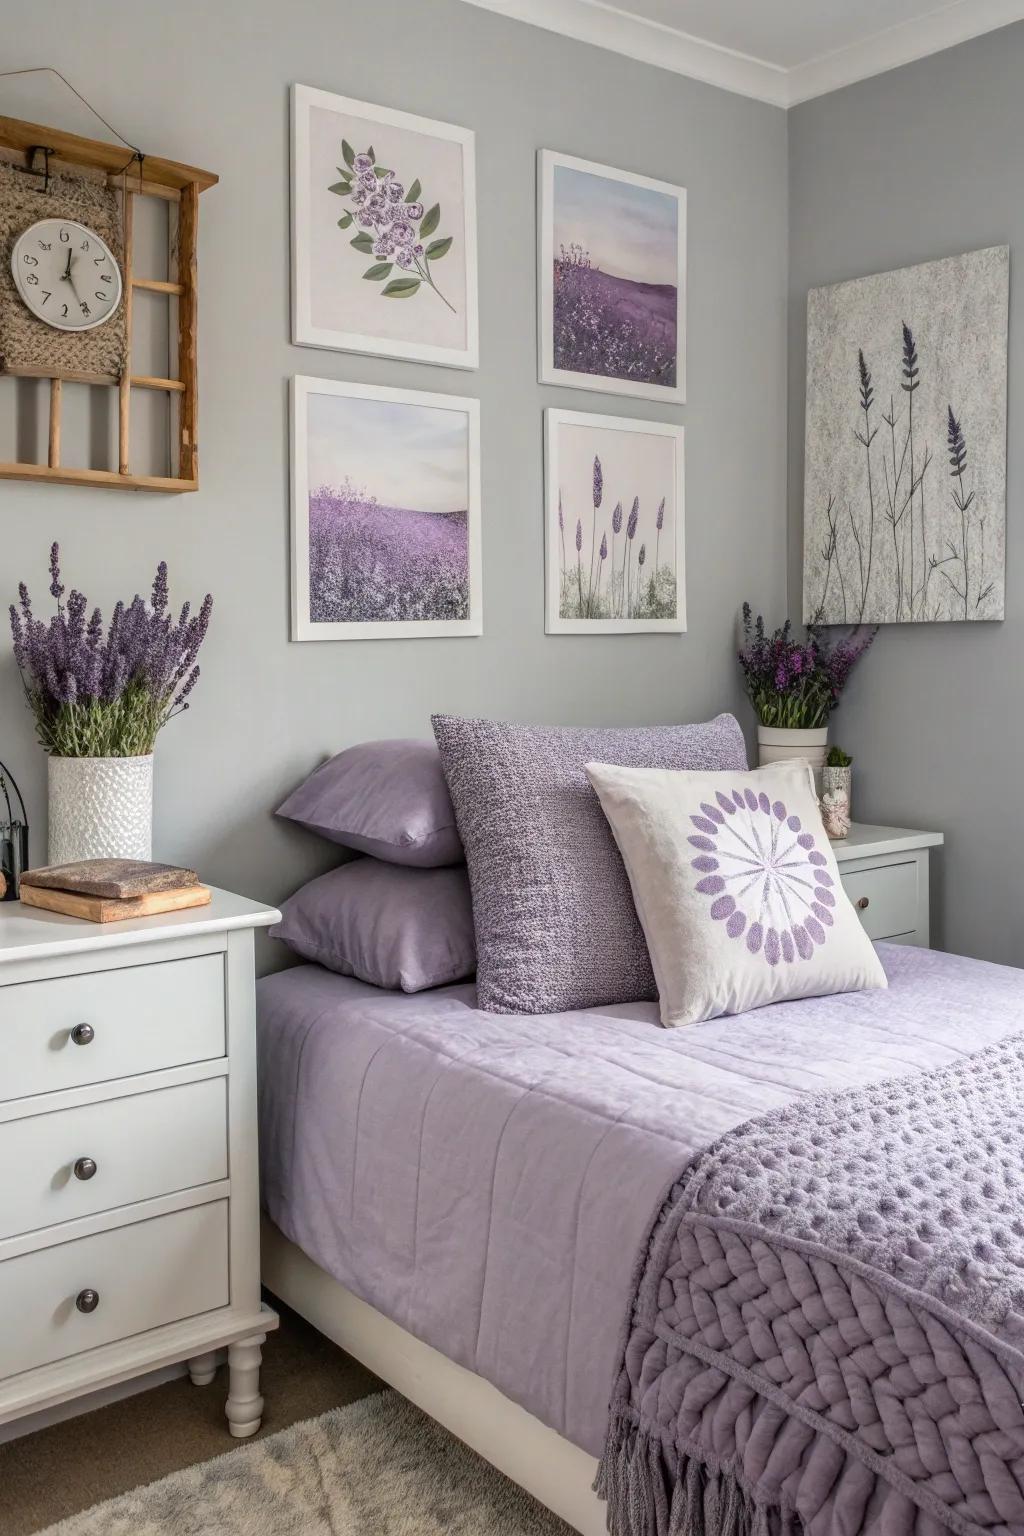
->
[291,378,482,642]
[803,247,1007,624]
[546,409,685,634]
[540,152,686,404]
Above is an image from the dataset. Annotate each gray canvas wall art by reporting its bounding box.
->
[803,246,1009,624]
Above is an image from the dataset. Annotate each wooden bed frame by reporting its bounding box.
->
[260,1218,606,1535]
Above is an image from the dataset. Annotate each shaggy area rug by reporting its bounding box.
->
[38,1389,571,1535]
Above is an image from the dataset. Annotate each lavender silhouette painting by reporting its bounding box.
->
[541,153,686,404]
[803,247,1008,624]
[293,381,480,641]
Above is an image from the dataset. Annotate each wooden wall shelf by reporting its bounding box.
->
[0,116,217,494]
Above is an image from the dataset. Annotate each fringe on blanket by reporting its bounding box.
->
[594,1408,804,1536]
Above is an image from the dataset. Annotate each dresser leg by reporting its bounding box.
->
[225,1333,265,1437]
[187,1351,219,1386]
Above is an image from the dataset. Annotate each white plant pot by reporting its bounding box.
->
[757,725,829,791]
[48,755,154,866]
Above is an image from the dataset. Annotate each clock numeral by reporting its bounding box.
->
[59,229,70,243]
[80,302,91,317]
[25,274,38,286]
[100,274,112,284]
[94,256,105,267]
[37,240,51,251]
[95,291,109,303]
[81,239,90,251]
[61,304,69,317]
[22,254,38,266]
[41,291,51,304]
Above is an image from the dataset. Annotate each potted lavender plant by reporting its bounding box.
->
[9,546,212,865]
[737,606,874,782]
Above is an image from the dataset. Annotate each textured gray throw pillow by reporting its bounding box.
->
[431,713,748,1013]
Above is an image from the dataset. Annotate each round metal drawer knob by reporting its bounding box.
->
[856,896,870,911]
[70,1023,95,1046]
[73,1157,98,1181]
[75,1288,100,1314]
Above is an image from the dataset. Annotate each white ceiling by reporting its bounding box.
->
[460,0,1024,105]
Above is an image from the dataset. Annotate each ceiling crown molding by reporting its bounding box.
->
[459,0,791,107]
[458,0,1024,108]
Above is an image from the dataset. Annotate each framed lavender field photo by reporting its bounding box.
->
[292,85,479,369]
[539,151,686,403]
[545,408,685,634]
[291,377,482,642]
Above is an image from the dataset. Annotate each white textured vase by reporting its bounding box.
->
[48,755,154,865]
[757,725,828,794]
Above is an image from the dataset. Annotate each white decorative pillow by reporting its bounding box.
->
[585,758,887,1027]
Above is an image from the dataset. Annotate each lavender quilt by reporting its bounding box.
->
[257,944,1024,1517]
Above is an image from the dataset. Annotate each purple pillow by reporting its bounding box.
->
[431,713,748,1014]
[276,739,463,868]
[272,859,475,993]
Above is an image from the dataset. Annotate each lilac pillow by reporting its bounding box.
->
[276,739,463,868]
[431,713,748,1014]
[272,859,475,993]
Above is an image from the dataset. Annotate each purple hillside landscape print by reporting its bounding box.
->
[293,380,480,640]
[542,153,686,402]
[688,790,835,965]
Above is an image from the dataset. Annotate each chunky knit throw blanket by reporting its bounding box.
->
[596,1034,1024,1536]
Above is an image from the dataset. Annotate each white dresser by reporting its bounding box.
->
[833,824,943,947]
[0,888,280,1438]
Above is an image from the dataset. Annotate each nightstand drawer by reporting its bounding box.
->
[0,1200,228,1381]
[0,955,225,1102]
[841,859,918,940]
[0,1077,228,1241]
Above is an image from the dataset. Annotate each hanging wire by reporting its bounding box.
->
[0,66,145,180]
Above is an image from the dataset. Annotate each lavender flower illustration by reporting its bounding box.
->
[557,463,676,623]
[625,497,639,618]
[588,455,603,616]
[330,141,455,311]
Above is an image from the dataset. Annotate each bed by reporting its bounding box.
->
[257,941,1024,1534]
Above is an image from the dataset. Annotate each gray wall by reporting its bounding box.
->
[0,0,788,949]
[788,24,1024,964]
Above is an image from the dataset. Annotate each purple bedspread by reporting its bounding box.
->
[257,944,1024,1459]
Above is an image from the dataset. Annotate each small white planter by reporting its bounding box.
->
[48,755,154,866]
[757,725,829,782]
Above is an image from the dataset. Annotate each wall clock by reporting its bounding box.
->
[0,114,217,493]
[11,218,123,332]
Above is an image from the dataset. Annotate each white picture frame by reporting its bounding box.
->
[291,84,479,369]
[291,376,482,642]
[545,407,685,635]
[538,150,686,404]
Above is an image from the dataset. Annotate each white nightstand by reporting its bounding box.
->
[832,824,943,947]
[0,887,280,1439]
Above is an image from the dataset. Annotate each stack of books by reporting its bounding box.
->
[19,860,211,923]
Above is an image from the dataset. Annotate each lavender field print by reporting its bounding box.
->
[539,151,686,403]
[291,378,482,642]
[803,247,1008,624]
[545,408,685,634]
[292,87,478,369]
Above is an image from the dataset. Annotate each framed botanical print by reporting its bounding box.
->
[538,150,686,403]
[291,85,479,368]
[291,377,482,641]
[545,408,685,634]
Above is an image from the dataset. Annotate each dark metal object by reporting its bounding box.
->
[73,1157,97,1181]
[857,896,870,910]
[70,1023,95,1046]
[0,759,28,901]
[75,1289,100,1314]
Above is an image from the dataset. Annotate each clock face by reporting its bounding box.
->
[11,219,123,332]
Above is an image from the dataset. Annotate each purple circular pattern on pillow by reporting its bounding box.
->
[689,790,832,966]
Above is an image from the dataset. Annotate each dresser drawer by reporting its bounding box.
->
[0,1077,227,1241]
[0,955,225,1102]
[840,859,918,940]
[0,1200,228,1380]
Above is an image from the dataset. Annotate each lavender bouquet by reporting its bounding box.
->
[738,604,875,729]
[10,545,212,758]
